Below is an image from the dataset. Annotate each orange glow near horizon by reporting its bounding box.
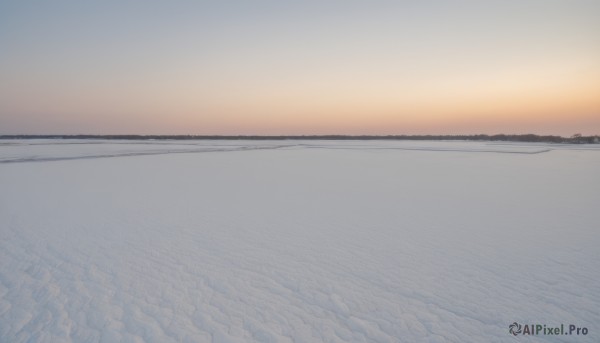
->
[2,59,598,135]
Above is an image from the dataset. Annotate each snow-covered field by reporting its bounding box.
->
[1,139,599,342]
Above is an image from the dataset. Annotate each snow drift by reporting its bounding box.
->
[1,140,599,342]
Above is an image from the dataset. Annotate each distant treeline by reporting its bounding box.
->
[1,134,599,143]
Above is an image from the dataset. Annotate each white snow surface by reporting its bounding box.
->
[0,139,599,342]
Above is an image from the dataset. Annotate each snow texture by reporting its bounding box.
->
[1,140,599,342]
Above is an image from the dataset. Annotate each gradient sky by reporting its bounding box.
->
[1,0,599,135]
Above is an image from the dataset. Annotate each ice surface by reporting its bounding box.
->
[1,140,599,342]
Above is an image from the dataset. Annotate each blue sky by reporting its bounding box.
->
[1,1,599,135]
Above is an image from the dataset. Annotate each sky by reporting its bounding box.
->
[1,0,599,136]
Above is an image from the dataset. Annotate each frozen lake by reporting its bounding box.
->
[1,139,599,342]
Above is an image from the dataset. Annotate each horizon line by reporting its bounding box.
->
[1,133,598,142]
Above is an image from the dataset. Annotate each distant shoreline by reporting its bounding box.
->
[1,134,599,144]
